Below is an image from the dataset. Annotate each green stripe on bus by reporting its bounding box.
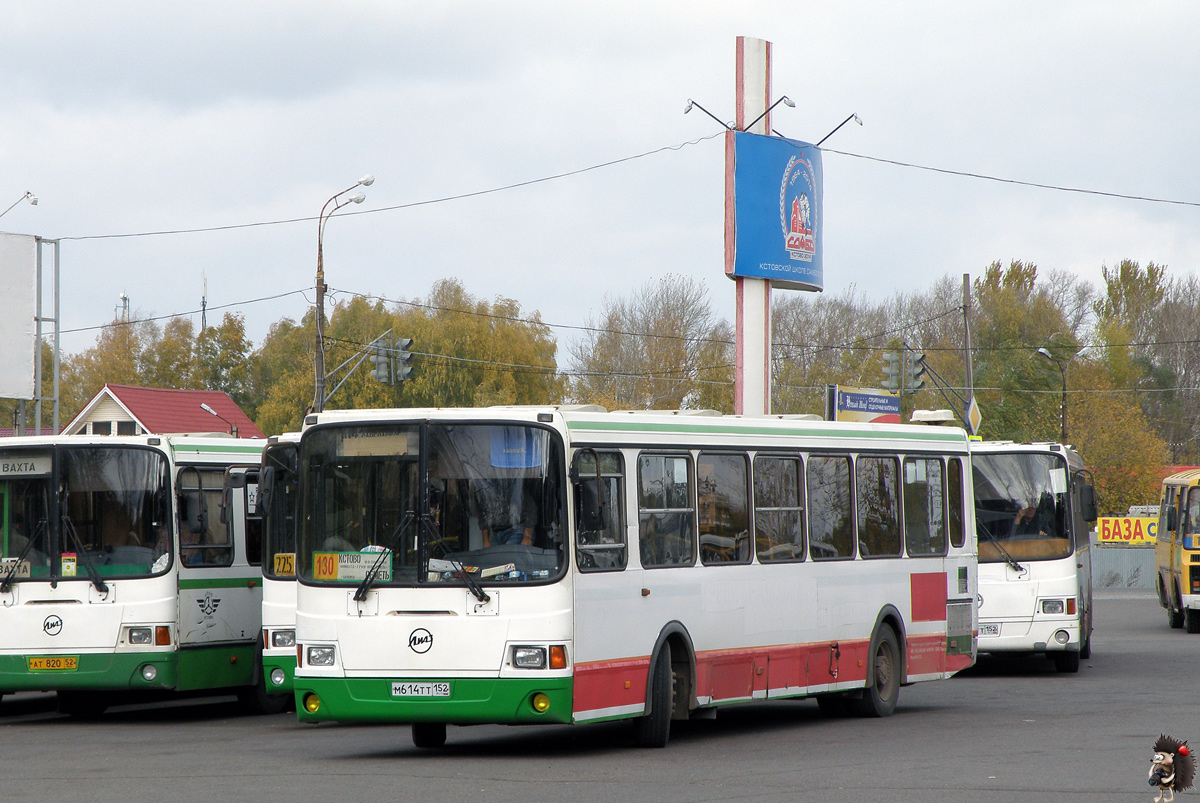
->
[172,444,264,455]
[565,419,965,442]
[178,577,260,589]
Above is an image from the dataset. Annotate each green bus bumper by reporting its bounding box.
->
[0,651,178,692]
[262,655,297,695]
[0,644,257,693]
[295,676,573,725]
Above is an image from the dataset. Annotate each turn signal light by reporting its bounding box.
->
[155,626,171,646]
[549,645,567,670]
[1066,598,1076,616]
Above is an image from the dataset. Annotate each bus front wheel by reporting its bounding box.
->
[56,691,109,719]
[412,722,447,749]
[851,624,900,718]
[634,642,673,748]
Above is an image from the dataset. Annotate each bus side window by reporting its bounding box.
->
[947,457,966,549]
[904,457,947,557]
[179,469,234,568]
[856,455,901,559]
[754,455,805,563]
[1162,487,1177,540]
[574,451,626,572]
[807,454,853,560]
[697,453,750,565]
[638,453,695,569]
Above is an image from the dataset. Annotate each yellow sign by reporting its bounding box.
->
[1097,517,1157,546]
[272,552,295,576]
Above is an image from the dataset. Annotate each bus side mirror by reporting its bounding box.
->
[1081,485,1098,523]
[257,466,275,518]
[181,492,208,535]
[577,479,607,531]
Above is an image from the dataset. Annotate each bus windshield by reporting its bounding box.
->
[297,422,565,586]
[973,452,1071,562]
[262,442,299,579]
[0,446,171,582]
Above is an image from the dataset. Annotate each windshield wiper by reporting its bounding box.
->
[353,511,415,602]
[979,528,1025,573]
[62,515,109,594]
[0,519,47,593]
[421,515,490,605]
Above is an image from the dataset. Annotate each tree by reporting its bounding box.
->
[569,275,728,410]
[196,313,254,413]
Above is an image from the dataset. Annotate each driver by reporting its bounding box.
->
[476,479,537,548]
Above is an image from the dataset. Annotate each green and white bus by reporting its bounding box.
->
[0,434,285,716]
[292,406,978,747]
[258,433,300,698]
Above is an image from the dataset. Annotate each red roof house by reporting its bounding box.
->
[63,384,264,439]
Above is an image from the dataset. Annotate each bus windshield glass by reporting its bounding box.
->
[262,442,299,579]
[0,446,171,582]
[298,422,565,586]
[973,452,1071,562]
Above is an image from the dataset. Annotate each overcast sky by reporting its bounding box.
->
[4,1,1198,359]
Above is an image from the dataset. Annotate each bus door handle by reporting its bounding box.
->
[829,642,840,679]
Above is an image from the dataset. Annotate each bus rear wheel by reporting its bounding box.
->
[412,722,446,749]
[1168,595,1185,629]
[634,642,673,748]
[851,624,900,718]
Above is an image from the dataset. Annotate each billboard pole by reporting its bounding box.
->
[731,35,773,416]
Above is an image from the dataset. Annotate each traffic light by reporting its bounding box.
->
[395,337,414,382]
[907,352,927,393]
[880,351,901,392]
[368,346,390,384]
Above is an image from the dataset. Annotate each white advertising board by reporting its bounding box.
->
[0,234,36,400]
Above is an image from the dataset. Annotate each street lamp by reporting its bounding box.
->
[314,174,373,413]
[1036,345,1085,443]
[0,191,37,220]
[200,402,238,437]
[815,113,863,147]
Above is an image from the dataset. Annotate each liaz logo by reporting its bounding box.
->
[43,615,63,636]
[197,592,221,617]
[408,628,433,654]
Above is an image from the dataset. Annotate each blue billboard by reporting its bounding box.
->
[726,131,823,291]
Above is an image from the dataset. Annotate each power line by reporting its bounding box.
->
[823,147,1200,209]
[58,133,724,242]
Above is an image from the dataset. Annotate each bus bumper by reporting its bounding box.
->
[294,676,573,725]
[0,651,178,692]
[977,620,1080,654]
[262,654,297,694]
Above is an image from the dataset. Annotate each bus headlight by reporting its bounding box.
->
[270,668,287,686]
[531,692,551,713]
[128,627,153,645]
[1053,630,1070,644]
[1041,599,1065,615]
[141,664,158,682]
[303,693,321,714]
[513,646,547,669]
[271,629,296,648]
[307,646,336,667]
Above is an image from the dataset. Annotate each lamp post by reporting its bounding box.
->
[1036,345,1084,443]
[313,174,373,413]
[0,191,37,220]
[200,402,237,437]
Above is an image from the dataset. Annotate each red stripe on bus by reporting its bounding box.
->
[573,656,651,714]
[906,633,946,675]
[910,572,948,622]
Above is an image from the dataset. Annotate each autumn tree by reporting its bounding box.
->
[569,275,730,411]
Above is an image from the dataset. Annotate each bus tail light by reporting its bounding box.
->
[549,645,567,670]
[1066,598,1076,616]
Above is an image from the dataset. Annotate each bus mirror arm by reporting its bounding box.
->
[257,466,276,517]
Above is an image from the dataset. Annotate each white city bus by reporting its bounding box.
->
[0,434,283,715]
[971,441,1097,672]
[257,433,300,698]
[291,406,977,747]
